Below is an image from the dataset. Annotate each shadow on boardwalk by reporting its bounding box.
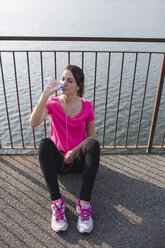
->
[0,153,165,248]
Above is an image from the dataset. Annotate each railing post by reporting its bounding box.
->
[147,53,165,153]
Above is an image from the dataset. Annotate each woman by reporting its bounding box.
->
[29,65,100,233]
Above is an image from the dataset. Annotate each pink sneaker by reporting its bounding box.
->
[76,199,94,233]
[51,197,68,232]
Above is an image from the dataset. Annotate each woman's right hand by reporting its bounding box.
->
[44,80,61,97]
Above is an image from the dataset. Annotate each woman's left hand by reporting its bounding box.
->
[64,150,77,164]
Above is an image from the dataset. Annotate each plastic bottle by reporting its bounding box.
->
[44,77,64,91]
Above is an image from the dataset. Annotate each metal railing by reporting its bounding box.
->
[0,36,164,153]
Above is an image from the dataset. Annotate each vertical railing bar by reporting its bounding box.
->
[54,51,58,97]
[114,52,125,147]
[40,52,44,90]
[147,53,165,153]
[82,52,84,71]
[13,51,25,148]
[125,52,138,147]
[136,53,151,147]
[26,51,36,148]
[40,51,47,138]
[161,131,165,147]
[93,52,97,109]
[54,51,57,78]
[0,52,13,148]
[102,52,111,147]
[68,51,70,65]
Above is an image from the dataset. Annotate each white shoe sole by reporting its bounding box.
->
[77,223,93,233]
[51,223,68,232]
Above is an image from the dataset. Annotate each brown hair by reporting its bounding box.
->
[64,64,85,97]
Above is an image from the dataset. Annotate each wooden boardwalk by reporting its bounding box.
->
[0,153,165,248]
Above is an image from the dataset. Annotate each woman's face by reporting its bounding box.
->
[61,70,79,95]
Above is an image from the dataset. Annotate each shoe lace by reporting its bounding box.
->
[52,204,67,223]
[79,207,95,221]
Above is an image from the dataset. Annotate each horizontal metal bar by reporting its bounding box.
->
[0,50,164,54]
[1,145,164,150]
[0,147,38,149]
[100,145,165,149]
[0,36,165,43]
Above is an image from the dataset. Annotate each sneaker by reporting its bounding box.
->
[76,199,94,233]
[51,197,68,232]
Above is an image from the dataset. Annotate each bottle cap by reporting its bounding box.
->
[61,85,65,90]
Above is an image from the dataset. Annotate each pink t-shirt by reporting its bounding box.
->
[45,97,94,155]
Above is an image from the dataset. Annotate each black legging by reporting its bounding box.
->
[38,138,100,202]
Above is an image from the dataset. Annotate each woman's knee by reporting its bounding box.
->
[83,139,100,165]
[85,138,100,153]
[38,138,54,155]
[82,139,100,170]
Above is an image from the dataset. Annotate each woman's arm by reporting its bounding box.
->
[64,120,95,164]
[29,92,49,127]
[29,81,59,127]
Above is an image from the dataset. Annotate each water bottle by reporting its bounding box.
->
[44,77,64,91]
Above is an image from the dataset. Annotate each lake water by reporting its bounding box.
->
[0,0,165,152]
[0,0,165,38]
